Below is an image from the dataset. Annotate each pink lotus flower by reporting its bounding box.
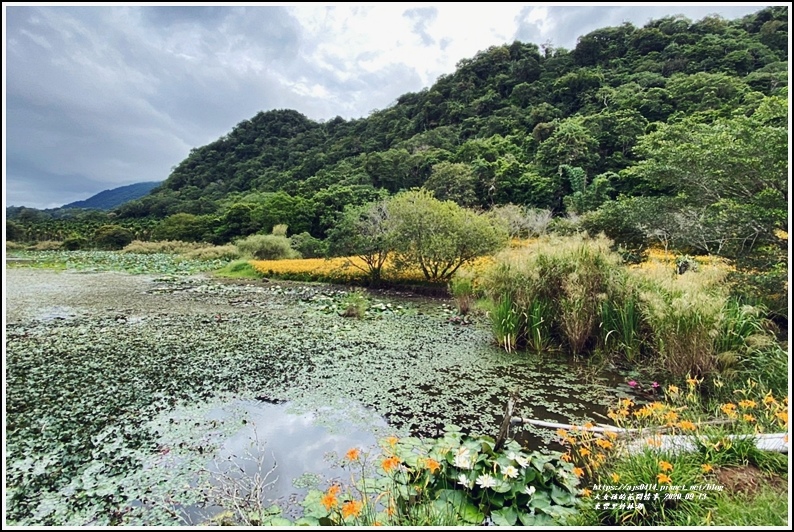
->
[628,380,638,388]
[652,381,660,388]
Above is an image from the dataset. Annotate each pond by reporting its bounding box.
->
[5,269,636,525]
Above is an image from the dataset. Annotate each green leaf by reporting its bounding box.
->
[491,506,518,526]
[293,516,320,526]
[550,483,574,506]
[458,501,485,525]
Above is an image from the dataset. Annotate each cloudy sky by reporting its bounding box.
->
[3,3,776,209]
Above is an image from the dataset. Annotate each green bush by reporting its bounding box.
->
[93,225,134,250]
[235,234,301,260]
[290,232,327,259]
[62,236,88,251]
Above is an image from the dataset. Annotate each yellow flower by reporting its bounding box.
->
[580,447,591,457]
[742,414,756,423]
[382,456,401,473]
[686,377,697,387]
[424,458,441,474]
[678,420,697,431]
[561,453,572,463]
[328,484,342,496]
[604,431,619,440]
[584,422,595,429]
[657,473,672,484]
[321,492,339,511]
[345,448,361,461]
[738,399,757,409]
[620,398,634,408]
[385,436,400,448]
[341,500,363,519]
[763,394,777,406]
[701,464,713,473]
[595,439,613,450]
[664,411,679,424]
[659,460,673,472]
[775,411,788,425]
[581,488,592,497]
[556,428,569,438]
[668,385,680,395]
[611,473,621,483]
[573,467,584,478]
[720,403,738,417]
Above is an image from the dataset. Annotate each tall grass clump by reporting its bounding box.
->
[449,270,475,315]
[631,260,730,379]
[122,240,204,254]
[183,244,240,261]
[236,234,301,260]
[599,293,643,363]
[482,234,629,356]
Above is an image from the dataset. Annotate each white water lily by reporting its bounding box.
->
[457,473,472,489]
[453,447,472,470]
[525,485,536,497]
[507,451,529,469]
[476,473,497,489]
[503,465,519,479]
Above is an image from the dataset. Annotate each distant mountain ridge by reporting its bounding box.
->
[62,182,161,210]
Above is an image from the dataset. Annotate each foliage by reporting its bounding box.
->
[93,225,135,250]
[338,290,370,319]
[289,232,327,259]
[388,189,508,281]
[481,234,627,355]
[214,259,265,279]
[297,429,581,526]
[569,380,788,526]
[326,201,394,284]
[235,234,300,260]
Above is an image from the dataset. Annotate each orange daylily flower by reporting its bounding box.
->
[659,461,673,472]
[611,473,621,483]
[321,492,339,511]
[341,500,363,519]
[573,467,584,478]
[382,456,401,473]
[678,420,697,431]
[424,458,441,474]
[657,473,672,484]
[701,464,713,473]
[345,448,361,461]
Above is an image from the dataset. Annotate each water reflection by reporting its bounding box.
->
[150,398,390,524]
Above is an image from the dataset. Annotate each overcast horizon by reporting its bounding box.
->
[3,3,779,210]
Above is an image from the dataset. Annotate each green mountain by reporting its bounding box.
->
[112,6,786,242]
[62,182,162,210]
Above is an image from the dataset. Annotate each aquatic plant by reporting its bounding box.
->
[296,428,581,526]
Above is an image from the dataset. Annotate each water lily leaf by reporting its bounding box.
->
[491,506,518,526]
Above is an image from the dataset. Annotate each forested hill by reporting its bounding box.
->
[62,182,161,210]
[113,6,788,240]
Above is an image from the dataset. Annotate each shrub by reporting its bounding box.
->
[5,241,26,251]
[93,225,134,250]
[389,189,508,282]
[235,234,301,260]
[290,232,327,259]
[62,236,88,251]
[271,224,289,237]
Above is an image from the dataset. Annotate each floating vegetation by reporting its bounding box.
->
[6,250,228,275]
[6,269,633,525]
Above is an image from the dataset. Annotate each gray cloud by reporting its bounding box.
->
[3,4,773,209]
[404,7,438,46]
